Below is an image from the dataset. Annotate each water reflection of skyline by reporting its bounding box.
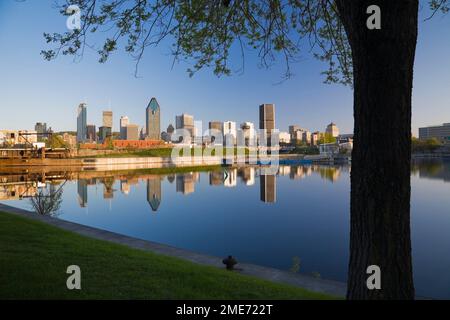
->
[0,165,350,213]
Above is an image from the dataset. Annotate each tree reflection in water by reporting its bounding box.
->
[29,183,64,217]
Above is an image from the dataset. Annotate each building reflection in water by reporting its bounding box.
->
[176,172,199,195]
[413,159,450,182]
[0,164,354,211]
[147,177,162,212]
[260,175,276,203]
[77,179,88,207]
[120,178,139,195]
[102,177,115,199]
[238,167,255,186]
[209,171,224,186]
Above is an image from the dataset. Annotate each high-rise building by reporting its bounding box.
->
[34,122,47,135]
[302,131,312,144]
[146,97,161,140]
[279,132,291,144]
[259,104,276,147]
[86,125,97,142]
[326,122,340,138]
[99,126,112,143]
[259,104,275,132]
[34,122,47,142]
[419,123,450,145]
[289,125,301,137]
[77,103,87,143]
[103,111,113,128]
[176,113,195,140]
[147,178,162,212]
[223,121,237,145]
[125,124,139,140]
[120,116,129,140]
[209,121,223,132]
[241,122,256,146]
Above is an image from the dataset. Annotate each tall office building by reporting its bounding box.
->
[223,121,237,145]
[326,122,340,138]
[86,125,97,142]
[209,121,223,132]
[241,122,256,146]
[259,104,275,132]
[99,126,112,143]
[103,111,113,128]
[120,116,129,140]
[146,97,161,140]
[77,103,87,143]
[208,121,223,145]
[34,122,47,135]
[34,122,47,142]
[125,124,139,140]
[259,104,275,147]
[419,123,450,145]
[147,178,162,212]
[289,125,300,136]
[176,113,195,140]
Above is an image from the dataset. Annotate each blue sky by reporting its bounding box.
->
[0,0,449,136]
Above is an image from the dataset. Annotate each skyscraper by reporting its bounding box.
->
[125,124,139,140]
[77,103,87,143]
[99,126,112,143]
[223,121,237,145]
[120,116,129,140]
[176,113,195,140]
[259,104,275,132]
[103,111,113,129]
[34,122,47,135]
[241,122,256,146]
[326,122,340,138]
[86,125,97,142]
[146,97,161,140]
[34,122,47,142]
[259,104,276,147]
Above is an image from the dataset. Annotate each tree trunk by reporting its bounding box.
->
[335,0,418,299]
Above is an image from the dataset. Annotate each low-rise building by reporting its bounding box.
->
[279,131,291,144]
[419,123,450,145]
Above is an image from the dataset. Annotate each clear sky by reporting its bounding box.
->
[1,0,449,136]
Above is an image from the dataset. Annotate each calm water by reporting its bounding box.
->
[2,159,450,299]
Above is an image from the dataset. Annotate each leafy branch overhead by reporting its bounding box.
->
[41,0,448,85]
[40,0,350,84]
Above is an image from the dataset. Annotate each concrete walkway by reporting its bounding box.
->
[0,203,346,298]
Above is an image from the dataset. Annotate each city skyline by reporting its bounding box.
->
[1,2,450,136]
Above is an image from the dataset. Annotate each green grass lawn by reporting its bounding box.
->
[0,211,336,300]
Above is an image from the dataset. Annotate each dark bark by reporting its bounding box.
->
[335,0,418,299]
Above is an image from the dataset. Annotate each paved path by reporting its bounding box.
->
[0,203,346,298]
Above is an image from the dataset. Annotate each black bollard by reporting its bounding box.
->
[222,255,237,270]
